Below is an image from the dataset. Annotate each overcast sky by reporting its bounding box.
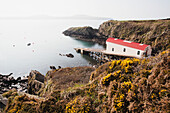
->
[0,0,169,20]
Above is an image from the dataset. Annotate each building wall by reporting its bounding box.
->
[106,42,146,58]
[144,45,152,56]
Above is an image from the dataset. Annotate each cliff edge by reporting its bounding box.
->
[63,19,170,55]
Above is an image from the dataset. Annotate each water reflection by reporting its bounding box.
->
[81,54,98,66]
[72,39,96,47]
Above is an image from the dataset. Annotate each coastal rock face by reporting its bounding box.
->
[63,19,170,55]
[98,20,170,54]
[63,26,106,45]
[63,26,99,38]
[27,70,45,95]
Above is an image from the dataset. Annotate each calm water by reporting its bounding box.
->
[0,19,105,77]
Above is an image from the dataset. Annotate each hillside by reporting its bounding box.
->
[63,19,170,55]
[1,19,170,113]
[2,49,169,113]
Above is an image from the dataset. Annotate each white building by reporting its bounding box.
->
[104,37,152,58]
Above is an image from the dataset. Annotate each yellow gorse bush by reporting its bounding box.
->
[113,93,125,111]
[66,97,91,113]
[159,89,167,97]
[141,58,149,64]
[103,58,141,87]
[102,70,121,86]
[120,58,140,73]
[161,51,167,55]
[108,58,140,75]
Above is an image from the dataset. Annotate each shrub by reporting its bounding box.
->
[65,96,93,113]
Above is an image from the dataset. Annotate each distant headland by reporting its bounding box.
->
[0,14,112,20]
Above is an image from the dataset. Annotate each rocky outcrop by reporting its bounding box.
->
[0,73,28,94]
[63,26,106,45]
[63,26,98,37]
[0,73,28,111]
[63,19,170,55]
[27,70,45,95]
[98,20,170,54]
[0,94,7,110]
[59,53,74,58]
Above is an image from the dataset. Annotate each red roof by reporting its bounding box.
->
[106,37,149,50]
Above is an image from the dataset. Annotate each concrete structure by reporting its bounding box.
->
[104,37,152,58]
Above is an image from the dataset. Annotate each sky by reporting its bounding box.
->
[0,0,169,20]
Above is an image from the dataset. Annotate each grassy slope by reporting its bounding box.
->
[3,49,169,113]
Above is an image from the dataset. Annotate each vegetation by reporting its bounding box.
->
[2,49,169,113]
[99,19,170,54]
[63,19,170,55]
[2,19,170,112]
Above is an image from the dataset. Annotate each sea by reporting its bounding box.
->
[0,19,106,78]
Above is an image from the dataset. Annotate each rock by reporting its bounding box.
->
[58,66,61,69]
[63,26,99,38]
[16,77,21,81]
[50,66,56,70]
[0,73,28,95]
[66,53,74,58]
[63,26,106,45]
[27,70,45,95]
[0,94,7,109]
[0,73,13,78]
[19,78,28,83]
[59,53,74,58]
[29,70,45,83]
[27,43,31,46]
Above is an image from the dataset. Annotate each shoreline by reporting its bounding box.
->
[0,18,169,112]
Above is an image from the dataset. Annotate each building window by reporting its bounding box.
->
[123,48,126,52]
[112,48,114,51]
[137,51,140,55]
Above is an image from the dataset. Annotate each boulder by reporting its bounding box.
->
[50,66,56,70]
[0,94,7,109]
[27,43,31,46]
[29,70,45,83]
[58,66,61,69]
[27,70,45,95]
[66,53,74,58]
[59,53,74,58]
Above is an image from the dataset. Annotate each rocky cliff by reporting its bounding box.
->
[63,26,106,45]
[63,19,170,55]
